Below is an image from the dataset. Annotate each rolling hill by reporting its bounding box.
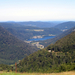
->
[17,31,75,72]
[39,26,75,47]
[54,21,75,31]
[0,22,62,41]
[15,21,56,28]
[0,26,38,65]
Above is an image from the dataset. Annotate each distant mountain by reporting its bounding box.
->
[0,26,38,65]
[0,22,62,41]
[16,21,57,28]
[39,26,75,47]
[6,21,15,23]
[54,21,75,31]
[17,31,75,72]
[48,21,66,25]
[0,21,56,28]
[6,27,62,41]
[0,22,24,28]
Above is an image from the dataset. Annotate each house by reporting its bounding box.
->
[48,50,51,52]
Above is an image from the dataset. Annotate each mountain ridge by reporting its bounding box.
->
[39,26,75,47]
[0,26,38,64]
[54,21,75,30]
[17,31,75,72]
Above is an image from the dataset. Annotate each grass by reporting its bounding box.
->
[0,71,75,75]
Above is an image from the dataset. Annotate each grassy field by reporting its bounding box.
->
[0,71,75,75]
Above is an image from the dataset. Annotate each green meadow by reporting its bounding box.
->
[0,71,75,75]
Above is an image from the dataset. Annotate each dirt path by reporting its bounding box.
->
[0,71,3,73]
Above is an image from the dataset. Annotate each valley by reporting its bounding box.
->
[24,41,44,49]
[0,21,75,73]
[17,31,75,73]
[25,35,55,49]
[0,26,38,64]
[1,0,75,74]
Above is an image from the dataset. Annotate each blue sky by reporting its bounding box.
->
[0,0,75,21]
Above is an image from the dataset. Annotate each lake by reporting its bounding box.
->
[27,36,55,41]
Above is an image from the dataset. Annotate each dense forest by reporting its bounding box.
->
[0,21,75,73]
[0,26,38,64]
[39,26,75,47]
[16,21,56,28]
[54,21,75,30]
[17,31,75,73]
[0,64,13,71]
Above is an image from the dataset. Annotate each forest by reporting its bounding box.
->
[0,21,75,73]
[16,31,75,73]
[0,26,38,64]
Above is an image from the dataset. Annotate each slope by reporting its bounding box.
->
[0,26,38,65]
[39,26,75,47]
[0,22,62,41]
[16,21,56,28]
[17,31,75,72]
[54,21,75,31]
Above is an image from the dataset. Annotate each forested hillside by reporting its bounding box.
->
[54,21,75,30]
[0,22,62,41]
[47,31,75,52]
[17,31,75,72]
[39,26,75,47]
[0,26,38,65]
[15,21,56,28]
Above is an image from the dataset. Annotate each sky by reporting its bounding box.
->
[0,0,75,21]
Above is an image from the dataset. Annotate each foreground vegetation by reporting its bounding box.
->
[0,71,75,75]
[17,31,75,72]
[0,31,75,73]
[0,23,75,73]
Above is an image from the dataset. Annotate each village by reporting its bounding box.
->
[24,41,44,49]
